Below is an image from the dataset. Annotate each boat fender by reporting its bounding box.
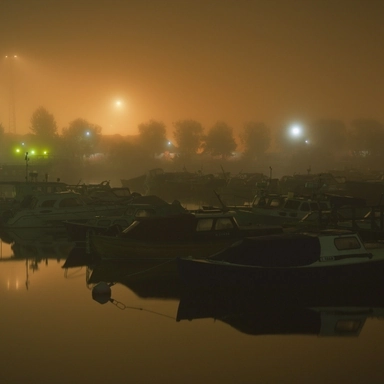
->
[92,282,112,304]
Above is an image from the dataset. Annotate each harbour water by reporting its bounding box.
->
[1,239,384,384]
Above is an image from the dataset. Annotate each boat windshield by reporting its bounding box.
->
[334,236,361,250]
[284,200,301,210]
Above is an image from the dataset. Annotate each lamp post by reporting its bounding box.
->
[5,55,17,134]
[25,151,29,182]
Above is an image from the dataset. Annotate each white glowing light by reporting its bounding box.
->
[291,125,302,137]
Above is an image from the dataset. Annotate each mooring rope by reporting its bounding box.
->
[109,298,175,319]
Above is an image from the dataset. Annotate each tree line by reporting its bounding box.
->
[1,106,384,164]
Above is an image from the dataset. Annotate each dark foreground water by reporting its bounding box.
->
[1,238,384,384]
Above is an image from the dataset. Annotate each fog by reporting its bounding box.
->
[1,0,384,139]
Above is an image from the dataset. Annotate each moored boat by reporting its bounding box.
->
[90,212,283,260]
[177,230,384,289]
[0,191,125,229]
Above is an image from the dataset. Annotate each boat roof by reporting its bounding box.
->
[209,230,361,267]
[210,233,321,267]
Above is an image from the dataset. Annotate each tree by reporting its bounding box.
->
[203,121,237,159]
[173,119,204,156]
[239,121,271,158]
[307,119,347,155]
[61,118,102,158]
[349,118,384,157]
[138,120,167,157]
[30,107,58,138]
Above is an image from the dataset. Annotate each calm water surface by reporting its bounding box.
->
[1,238,384,384]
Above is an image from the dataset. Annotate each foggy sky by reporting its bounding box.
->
[1,0,384,137]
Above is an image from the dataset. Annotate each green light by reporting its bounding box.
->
[43,151,47,155]
[15,148,20,153]
[31,150,35,155]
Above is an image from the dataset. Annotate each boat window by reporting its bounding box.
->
[124,207,135,215]
[335,320,362,333]
[255,197,267,207]
[300,202,310,211]
[41,199,56,208]
[319,202,330,210]
[196,218,214,231]
[310,202,320,211]
[135,209,156,218]
[270,198,283,207]
[334,236,361,250]
[27,196,39,209]
[284,200,301,210]
[215,218,235,230]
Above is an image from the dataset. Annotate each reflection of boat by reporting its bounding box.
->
[177,287,384,337]
[90,212,282,260]
[87,258,181,299]
[177,230,384,289]
[6,235,76,262]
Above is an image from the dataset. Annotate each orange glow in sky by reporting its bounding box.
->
[1,0,384,137]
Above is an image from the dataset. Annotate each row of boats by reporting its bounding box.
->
[1,178,384,294]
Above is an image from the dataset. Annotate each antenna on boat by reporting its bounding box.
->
[213,190,229,212]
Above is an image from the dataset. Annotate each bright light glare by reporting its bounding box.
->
[115,100,122,107]
[291,125,302,136]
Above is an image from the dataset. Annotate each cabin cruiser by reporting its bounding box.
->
[0,191,124,229]
[89,212,283,260]
[64,195,187,242]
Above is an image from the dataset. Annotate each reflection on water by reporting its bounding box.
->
[1,231,384,383]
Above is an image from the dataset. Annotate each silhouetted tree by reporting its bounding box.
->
[203,121,237,159]
[108,138,144,164]
[349,118,384,157]
[173,119,204,156]
[239,121,271,159]
[138,120,167,157]
[307,119,347,155]
[30,107,58,138]
[61,118,102,158]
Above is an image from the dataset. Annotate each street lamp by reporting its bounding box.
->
[24,152,29,181]
[4,54,18,133]
[289,124,303,138]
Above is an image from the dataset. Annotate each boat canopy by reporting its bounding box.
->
[210,234,321,267]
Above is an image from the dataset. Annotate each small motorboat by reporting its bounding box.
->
[177,229,384,289]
